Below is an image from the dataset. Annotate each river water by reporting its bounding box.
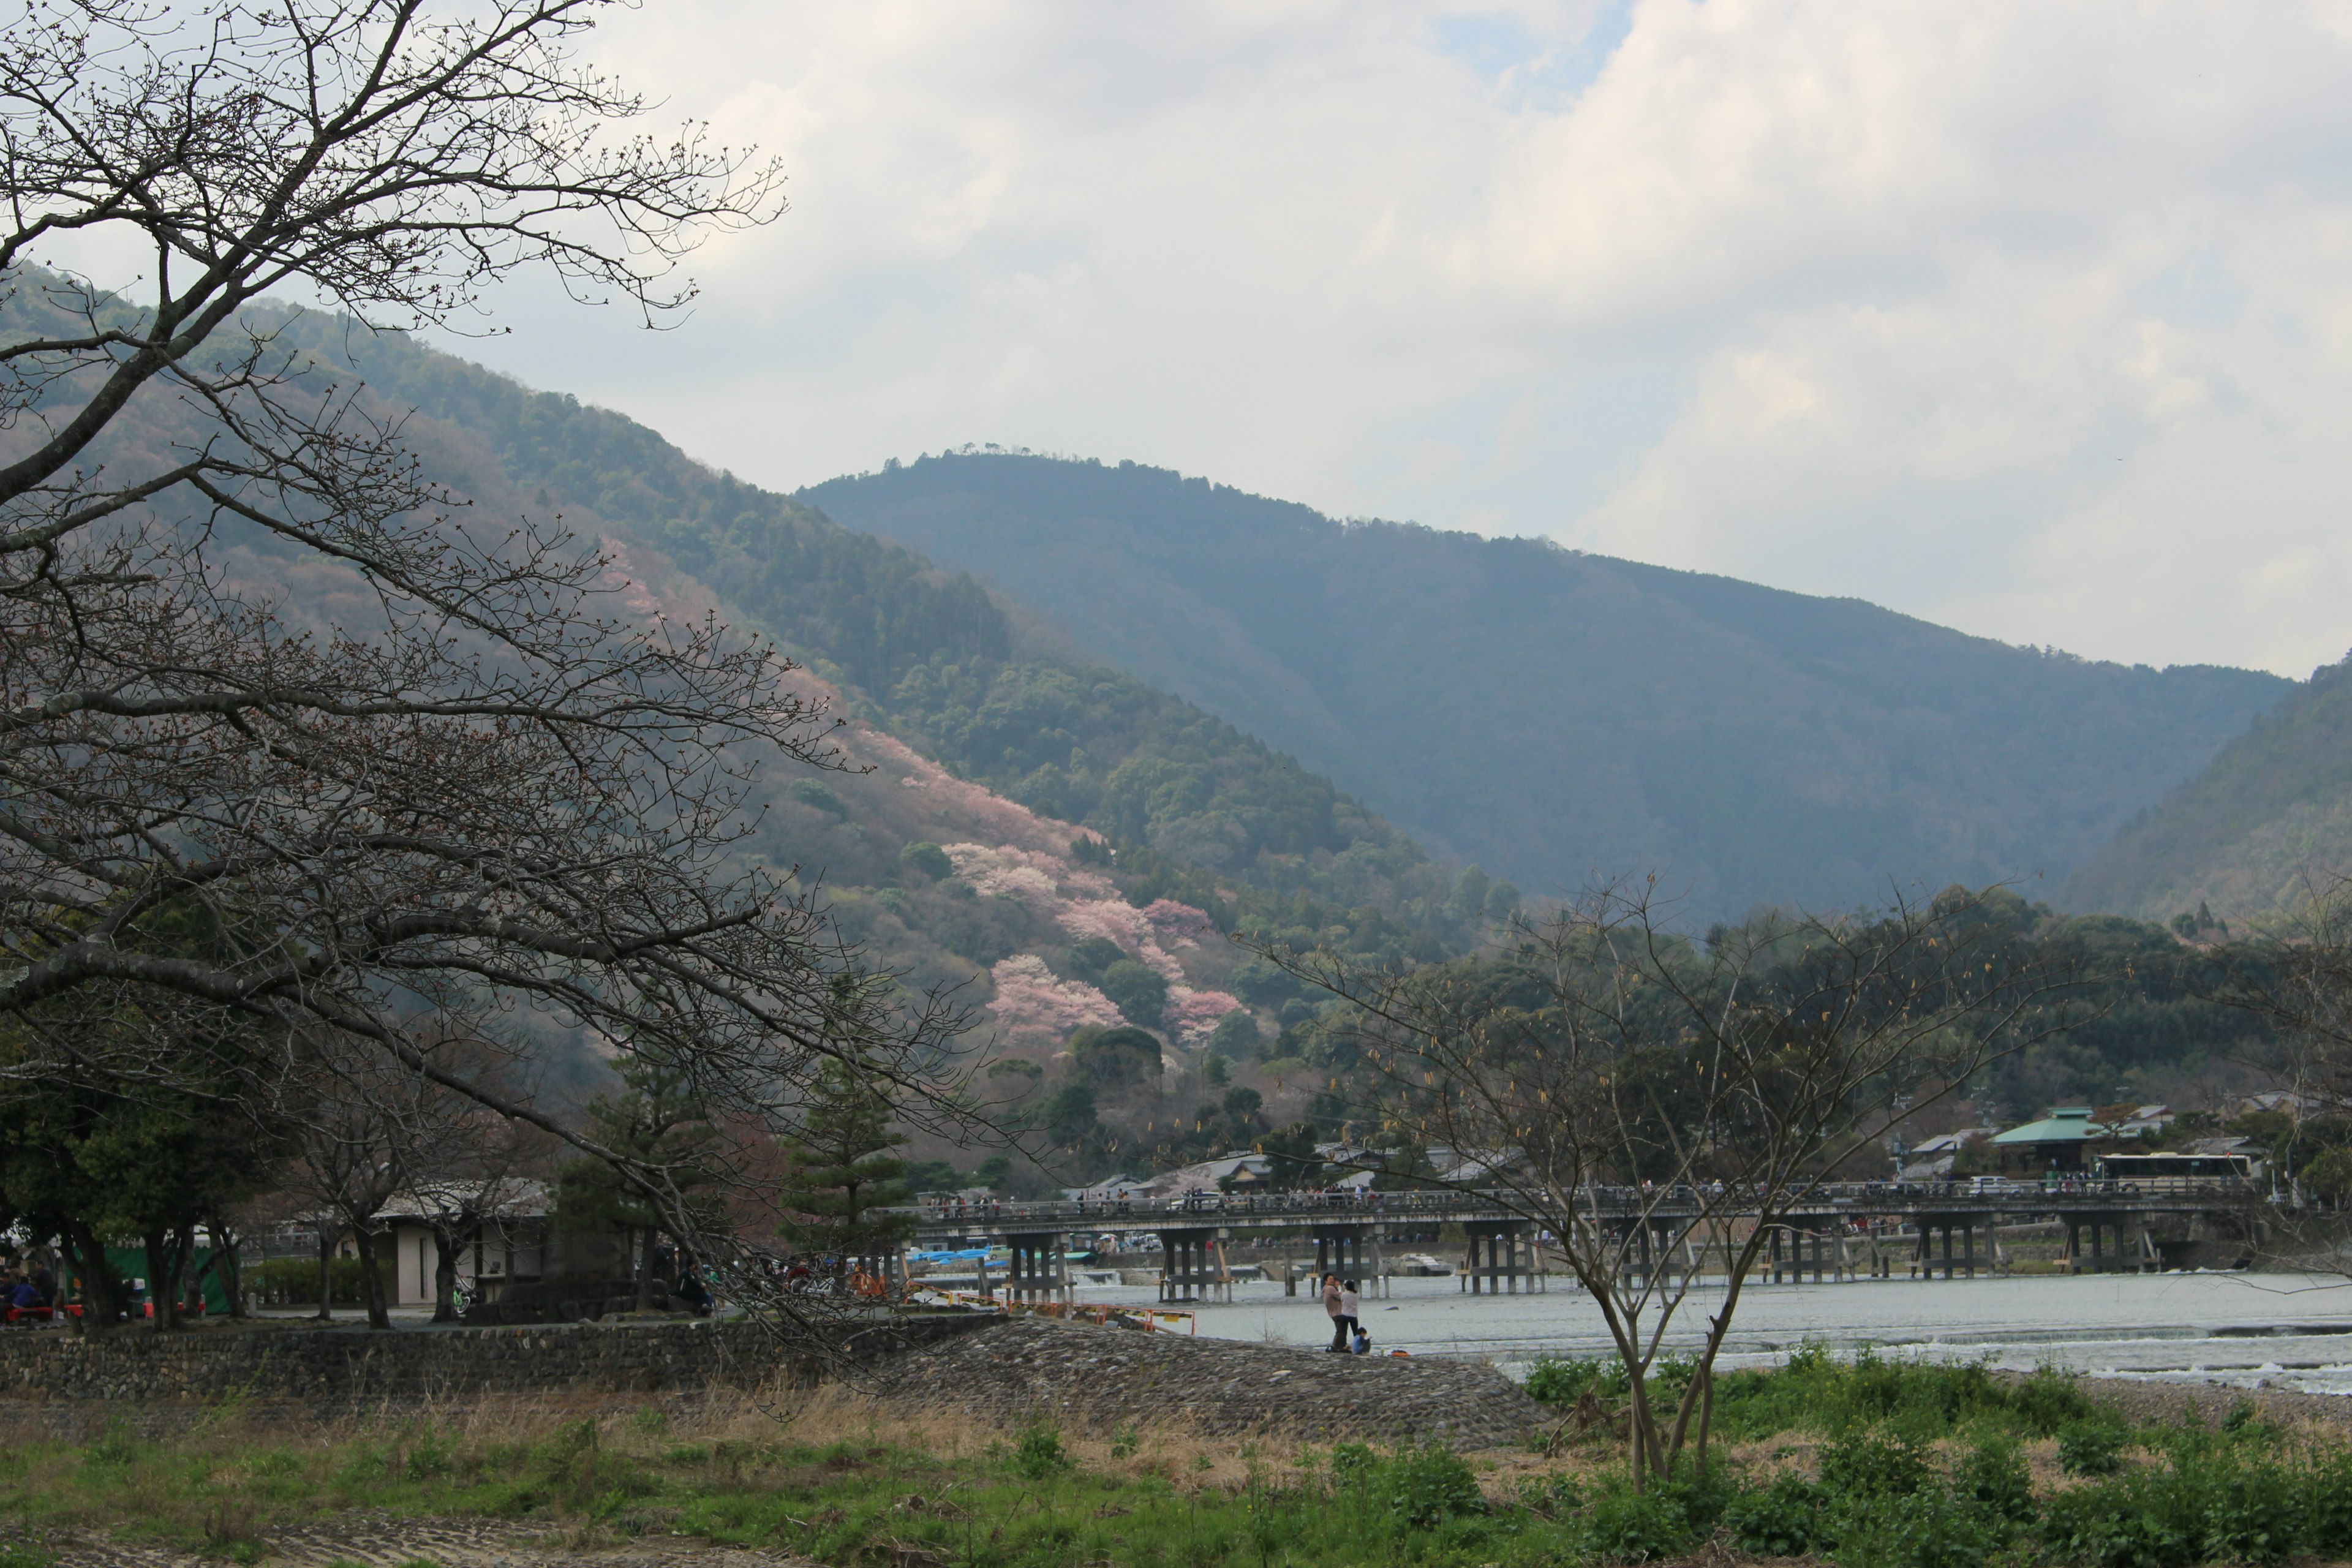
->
[1063,1271,2352,1394]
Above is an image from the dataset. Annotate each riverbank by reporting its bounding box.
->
[15,1327,2352,1567]
[1093,1267,2352,1392]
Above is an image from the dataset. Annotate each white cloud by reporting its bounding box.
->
[414,0,2352,677]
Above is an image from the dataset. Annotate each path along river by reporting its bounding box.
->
[1065,1270,2352,1394]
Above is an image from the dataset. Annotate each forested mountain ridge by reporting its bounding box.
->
[281,325,1494,959]
[802,453,2291,918]
[2064,653,2352,921]
[6,278,2282,1158]
[0,279,1528,1182]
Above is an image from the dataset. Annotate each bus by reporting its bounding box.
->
[2095,1152,2259,1192]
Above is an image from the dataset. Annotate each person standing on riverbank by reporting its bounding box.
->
[1322,1272,1347,1350]
[1339,1279,1362,1349]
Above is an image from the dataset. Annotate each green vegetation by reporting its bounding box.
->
[804,452,2288,920]
[774,1059,916,1264]
[262,322,1494,968]
[2068,651,2352,919]
[12,1354,2352,1566]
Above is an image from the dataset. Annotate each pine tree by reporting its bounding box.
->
[555,1046,722,1309]
[775,1060,913,1271]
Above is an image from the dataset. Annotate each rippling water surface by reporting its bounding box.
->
[1066,1270,2352,1393]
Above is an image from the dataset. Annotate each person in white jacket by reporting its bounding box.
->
[1338,1279,1361,1348]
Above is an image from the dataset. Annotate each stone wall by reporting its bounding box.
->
[870,1314,1545,1449]
[0,1313,1543,1450]
[0,1312,985,1404]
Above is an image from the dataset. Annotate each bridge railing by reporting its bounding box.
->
[902,1175,2271,1232]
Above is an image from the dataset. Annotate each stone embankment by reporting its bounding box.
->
[869,1313,1546,1448]
[0,1313,983,1406]
[0,1310,1544,1449]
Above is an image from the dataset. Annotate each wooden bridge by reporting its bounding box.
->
[903,1180,2272,1303]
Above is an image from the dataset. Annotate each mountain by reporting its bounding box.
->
[288,328,1493,955]
[801,453,2291,918]
[2062,655,2352,921]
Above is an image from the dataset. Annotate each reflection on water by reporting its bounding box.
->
[1066,1270,2352,1393]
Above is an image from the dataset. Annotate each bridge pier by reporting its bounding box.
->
[2064,1213,2159,1275]
[1906,1216,1977,1280]
[1618,1219,1700,1292]
[1158,1227,1225,1303]
[1310,1225,1386,1298]
[1461,1220,1537,1294]
[1003,1231,1071,1306]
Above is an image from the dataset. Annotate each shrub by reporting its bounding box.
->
[1725,1474,1825,1557]
[2304,1448,2352,1553]
[1329,1441,1378,1485]
[1515,1471,1585,1519]
[2161,1444,2303,1567]
[1818,1430,1932,1499]
[1848,1484,1997,1568]
[2010,1365,2098,1436]
[1956,1434,2035,1523]
[2040,1473,2193,1568]
[244,1255,391,1307]
[1580,1485,1693,1562]
[1523,1355,1628,1406]
[1330,1442,1484,1531]
[1712,1346,2097,1446]
[1381,1444,1485,1529]
[1011,1422,1072,1480]
[2058,1422,2127,1477]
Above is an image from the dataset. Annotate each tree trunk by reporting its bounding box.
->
[1694,1363,1715,1476]
[635,1225,660,1312]
[431,1223,461,1323]
[61,1221,121,1333]
[208,1216,245,1318]
[141,1229,180,1332]
[349,1226,392,1330]
[176,1226,201,1319]
[315,1224,339,1321]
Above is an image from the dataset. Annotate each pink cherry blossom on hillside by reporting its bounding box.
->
[986,954,1124,1047]
[854,729,1079,857]
[1165,985,1245,1044]
[1057,899,1189,981]
[1143,899,1216,948]
[943,842,1068,909]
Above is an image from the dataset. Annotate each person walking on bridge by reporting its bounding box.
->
[1322,1272,1348,1351]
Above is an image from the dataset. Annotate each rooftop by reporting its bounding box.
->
[1991,1107,2112,1146]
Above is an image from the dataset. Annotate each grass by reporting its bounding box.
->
[7,1352,2352,1565]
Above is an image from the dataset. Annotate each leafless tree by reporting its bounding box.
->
[369,1029,551,1321]
[1258,880,2083,1487]
[0,0,978,1335]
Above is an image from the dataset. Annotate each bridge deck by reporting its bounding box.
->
[907,1180,2267,1245]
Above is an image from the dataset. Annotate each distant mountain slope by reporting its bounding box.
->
[291,330,1486,953]
[2063,656,2352,920]
[801,454,2291,917]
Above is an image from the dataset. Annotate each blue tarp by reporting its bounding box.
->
[911,1248,998,1262]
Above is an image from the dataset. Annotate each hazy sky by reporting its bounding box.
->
[418,1,2352,679]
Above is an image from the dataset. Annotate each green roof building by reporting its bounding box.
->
[1990,1107,2111,1171]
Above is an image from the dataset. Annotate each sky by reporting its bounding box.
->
[410,0,2352,680]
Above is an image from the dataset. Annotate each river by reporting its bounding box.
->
[1062,1270,2352,1393]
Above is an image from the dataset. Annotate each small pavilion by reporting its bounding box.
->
[1990,1107,2111,1174]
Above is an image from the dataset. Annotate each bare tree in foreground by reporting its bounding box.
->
[0,0,976,1340]
[1259,880,2084,1487]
